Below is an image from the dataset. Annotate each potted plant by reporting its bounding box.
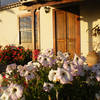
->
[86,25,100,67]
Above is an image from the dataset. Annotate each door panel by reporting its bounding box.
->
[53,9,80,56]
[55,10,67,53]
[67,12,76,55]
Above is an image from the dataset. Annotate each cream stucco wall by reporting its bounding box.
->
[0,6,54,50]
[80,1,100,56]
[0,7,29,47]
[40,7,53,50]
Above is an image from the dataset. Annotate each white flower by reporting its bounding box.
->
[33,62,40,68]
[57,51,65,61]
[63,61,83,76]
[0,89,10,100]
[56,56,64,67]
[9,84,23,100]
[73,54,84,66]
[71,65,83,76]
[43,82,54,92]
[38,55,50,67]
[17,65,23,72]
[25,72,35,82]
[63,52,70,60]
[44,49,54,57]
[57,51,70,62]
[37,54,43,62]
[48,69,57,82]
[6,64,16,74]
[26,62,40,72]
[56,68,73,84]
[57,51,63,57]
[27,61,33,66]
[63,61,72,72]
[96,71,100,81]
[26,65,35,72]
[19,65,28,77]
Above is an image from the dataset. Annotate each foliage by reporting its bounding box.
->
[0,45,32,65]
[0,49,100,100]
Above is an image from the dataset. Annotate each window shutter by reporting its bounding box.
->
[67,12,80,56]
[53,10,67,53]
[53,9,80,56]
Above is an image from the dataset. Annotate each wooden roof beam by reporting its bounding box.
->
[20,0,82,10]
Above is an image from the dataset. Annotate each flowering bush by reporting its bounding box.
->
[0,45,32,65]
[0,48,100,100]
[33,49,40,60]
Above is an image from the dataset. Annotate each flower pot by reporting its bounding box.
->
[86,51,100,67]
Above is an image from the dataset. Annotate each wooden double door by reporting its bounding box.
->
[53,9,80,56]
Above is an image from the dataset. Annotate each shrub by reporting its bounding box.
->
[0,45,32,65]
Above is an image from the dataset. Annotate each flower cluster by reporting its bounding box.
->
[33,49,40,60]
[0,45,32,65]
[0,48,100,100]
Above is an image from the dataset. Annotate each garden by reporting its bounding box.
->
[0,46,100,100]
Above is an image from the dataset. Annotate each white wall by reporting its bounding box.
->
[0,7,29,46]
[0,6,54,50]
[40,7,53,50]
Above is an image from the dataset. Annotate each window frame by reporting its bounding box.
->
[18,13,32,44]
[18,10,40,50]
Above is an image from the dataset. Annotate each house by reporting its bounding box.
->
[0,0,100,57]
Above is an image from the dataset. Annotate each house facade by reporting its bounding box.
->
[0,0,100,57]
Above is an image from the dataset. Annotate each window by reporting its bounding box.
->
[19,15,32,43]
[18,11,40,50]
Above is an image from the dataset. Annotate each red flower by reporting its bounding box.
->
[33,49,40,60]
[24,81,28,88]
[3,75,6,79]
[14,74,18,78]
[18,55,23,60]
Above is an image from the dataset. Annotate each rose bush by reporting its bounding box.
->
[0,48,100,100]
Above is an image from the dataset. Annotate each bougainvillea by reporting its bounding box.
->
[33,49,40,60]
[0,45,32,65]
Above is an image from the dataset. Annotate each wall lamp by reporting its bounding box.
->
[44,6,50,13]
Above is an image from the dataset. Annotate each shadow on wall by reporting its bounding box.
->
[80,0,100,54]
[6,9,15,14]
[0,9,15,23]
[0,19,2,22]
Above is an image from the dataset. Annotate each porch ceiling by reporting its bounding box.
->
[20,0,83,11]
